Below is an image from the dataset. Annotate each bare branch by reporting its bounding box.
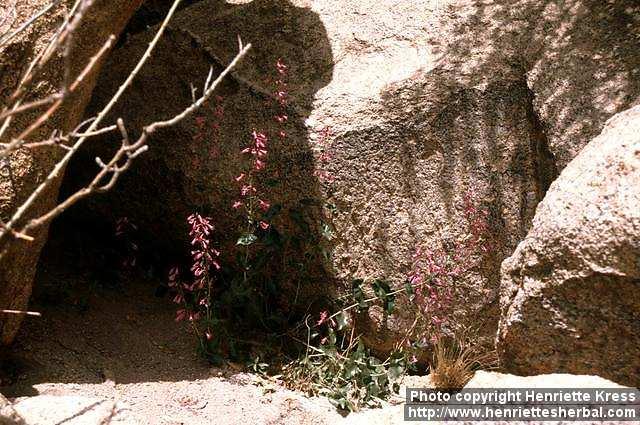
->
[0,93,62,121]
[204,66,214,92]
[17,42,252,235]
[147,43,251,132]
[0,0,186,245]
[116,118,129,145]
[0,34,115,159]
[0,309,41,316]
[0,0,18,39]
[0,0,251,281]
[71,124,117,138]
[0,222,34,241]
[62,0,95,89]
[4,0,82,107]
[0,0,61,49]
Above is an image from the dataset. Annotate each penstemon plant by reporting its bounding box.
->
[168,213,222,357]
[289,192,493,410]
[404,191,492,348]
[169,59,292,363]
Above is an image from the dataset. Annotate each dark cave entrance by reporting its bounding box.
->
[22,0,336,379]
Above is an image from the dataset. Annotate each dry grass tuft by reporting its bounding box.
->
[429,333,497,390]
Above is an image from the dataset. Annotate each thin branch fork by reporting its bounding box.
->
[0,0,186,250]
[0,0,83,143]
[19,42,252,233]
[0,0,60,49]
[0,221,34,241]
[0,33,115,159]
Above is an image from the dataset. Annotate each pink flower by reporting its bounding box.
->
[254,159,265,170]
[241,185,256,196]
[232,201,243,209]
[259,221,270,230]
[252,131,268,146]
[316,310,329,326]
[259,200,270,211]
[276,58,288,75]
[168,267,180,287]
[235,173,246,182]
[175,309,187,322]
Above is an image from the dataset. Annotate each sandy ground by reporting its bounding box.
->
[0,256,411,424]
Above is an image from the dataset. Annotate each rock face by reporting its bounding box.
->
[11,395,131,424]
[0,394,24,425]
[62,0,640,352]
[459,371,634,425]
[466,370,630,389]
[497,105,640,387]
[0,0,143,344]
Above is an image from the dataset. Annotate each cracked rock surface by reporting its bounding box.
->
[60,0,640,354]
[497,105,640,387]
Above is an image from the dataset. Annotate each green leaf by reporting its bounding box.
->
[385,297,395,314]
[344,361,359,379]
[388,365,404,380]
[404,281,415,298]
[352,279,369,310]
[327,328,337,346]
[237,233,257,246]
[371,279,396,314]
[371,279,390,299]
[336,311,349,331]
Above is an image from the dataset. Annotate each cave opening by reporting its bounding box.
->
[5,0,336,395]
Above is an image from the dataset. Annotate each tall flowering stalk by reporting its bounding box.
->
[233,59,289,279]
[169,59,292,361]
[406,191,492,345]
[169,213,220,345]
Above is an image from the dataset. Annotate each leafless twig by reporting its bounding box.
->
[0,309,41,316]
[0,0,59,49]
[0,0,251,259]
